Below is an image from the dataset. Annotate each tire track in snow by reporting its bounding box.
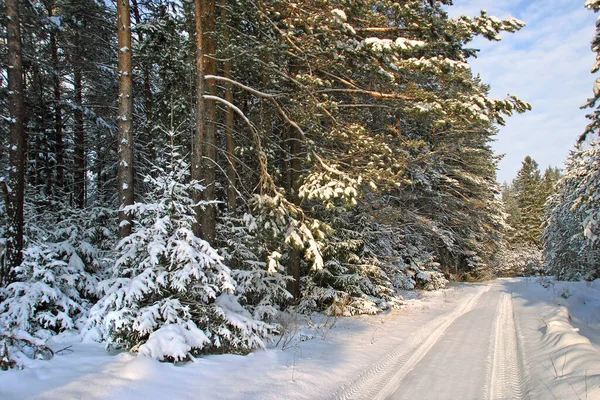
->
[331,285,490,400]
[487,292,528,400]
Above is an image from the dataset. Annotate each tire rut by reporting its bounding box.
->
[487,292,528,399]
[331,285,490,400]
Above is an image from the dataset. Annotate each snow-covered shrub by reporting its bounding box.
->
[219,213,292,321]
[490,243,543,277]
[392,234,448,289]
[84,131,275,361]
[297,208,446,316]
[228,191,335,313]
[0,205,113,339]
[298,211,399,316]
[413,268,448,291]
[0,242,98,336]
[0,328,53,370]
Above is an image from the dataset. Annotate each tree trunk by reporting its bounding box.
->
[117,0,135,238]
[192,0,214,239]
[96,137,104,204]
[31,66,44,189]
[4,0,26,285]
[192,0,206,239]
[40,78,52,196]
[201,0,217,244]
[131,0,154,159]
[73,33,85,208]
[287,124,303,301]
[44,0,64,194]
[281,124,290,190]
[220,0,236,213]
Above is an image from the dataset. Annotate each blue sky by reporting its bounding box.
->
[446,0,598,183]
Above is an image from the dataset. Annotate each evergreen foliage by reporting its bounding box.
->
[543,144,600,281]
[490,243,543,277]
[84,130,274,360]
[500,158,561,277]
[0,0,535,365]
[507,157,545,246]
[0,204,113,339]
[541,1,600,282]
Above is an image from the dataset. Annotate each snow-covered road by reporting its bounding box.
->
[336,279,599,400]
[2,278,599,400]
[355,284,527,399]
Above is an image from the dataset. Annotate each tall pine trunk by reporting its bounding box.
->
[192,0,206,239]
[131,0,154,160]
[220,0,236,213]
[44,0,63,194]
[287,126,303,301]
[3,0,26,285]
[73,33,85,208]
[39,76,52,195]
[117,0,135,238]
[201,0,217,244]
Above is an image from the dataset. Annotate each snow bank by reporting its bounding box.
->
[507,278,600,399]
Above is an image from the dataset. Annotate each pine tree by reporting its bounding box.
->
[3,0,27,283]
[540,166,562,200]
[117,0,135,238]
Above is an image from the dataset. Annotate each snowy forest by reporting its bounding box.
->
[0,0,599,369]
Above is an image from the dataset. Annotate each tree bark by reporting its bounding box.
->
[73,32,85,208]
[39,75,52,195]
[52,34,64,191]
[44,0,64,193]
[201,0,217,244]
[220,0,236,213]
[117,0,135,238]
[287,123,303,301]
[192,0,206,239]
[4,0,26,284]
[131,0,154,159]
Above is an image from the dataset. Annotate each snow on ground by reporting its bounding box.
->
[505,278,600,399]
[1,278,599,400]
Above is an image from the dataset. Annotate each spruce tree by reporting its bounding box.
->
[543,145,600,280]
[510,156,544,246]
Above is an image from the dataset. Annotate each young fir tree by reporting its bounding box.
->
[84,129,274,361]
[0,204,113,339]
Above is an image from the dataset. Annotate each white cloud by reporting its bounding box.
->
[447,0,598,183]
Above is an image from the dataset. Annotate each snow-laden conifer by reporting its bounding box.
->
[219,212,292,321]
[542,2,600,281]
[84,130,274,361]
[543,143,600,280]
[0,204,112,340]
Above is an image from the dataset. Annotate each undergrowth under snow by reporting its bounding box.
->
[1,278,598,399]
